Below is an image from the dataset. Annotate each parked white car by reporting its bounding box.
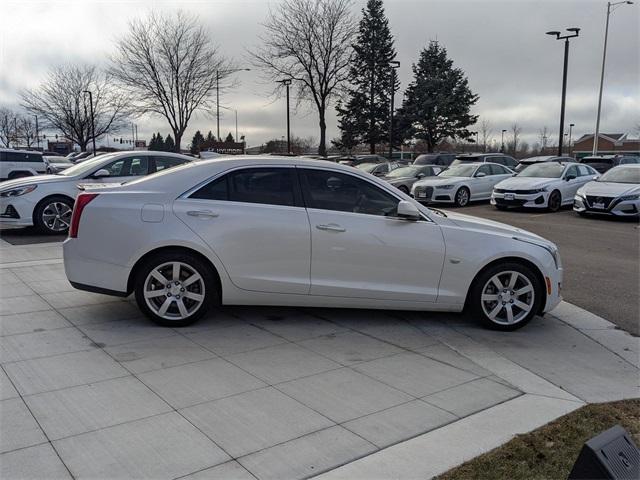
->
[63,156,563,331]
[574,164,640,217]
[0,148,47,180]
[0,151,192,234]
[43,155,74,174]
[411,162,514,207]
[492,162,599,212]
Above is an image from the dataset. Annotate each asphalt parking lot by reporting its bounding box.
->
[455,204,639,336]
[1,201,638,335]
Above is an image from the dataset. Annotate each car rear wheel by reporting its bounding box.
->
[134,252,217,327]
[547,190,562,212]
[34,196,74,234]
[469,262,543,331]
[454,187,470,207]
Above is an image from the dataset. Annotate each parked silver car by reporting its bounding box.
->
[382,164,443,194]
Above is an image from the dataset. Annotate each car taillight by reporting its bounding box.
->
[69,193,99,238]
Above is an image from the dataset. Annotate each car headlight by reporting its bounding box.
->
[0,185,37,197]
[533,187,547,193]
[436,184,455,190]
[619,194,639,201]
[513,236,561,269]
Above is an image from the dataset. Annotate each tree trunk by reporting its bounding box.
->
[318,111,327,157]
[174,131,182,153]
[79,141,88,152]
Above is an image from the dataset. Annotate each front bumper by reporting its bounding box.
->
[573,195,639,217]
[0,196,36,227]
[544,265,563,313]
[491,190,549,209]
[411,186,455,203]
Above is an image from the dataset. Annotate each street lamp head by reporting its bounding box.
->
[502,129,507,133]
[278,78,292,86]
[570,123,575,127]
[546,31,561,37]
[567,27,580,33]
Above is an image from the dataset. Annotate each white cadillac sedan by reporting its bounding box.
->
[492,162,599,212]
[0,151,192,234]
[410,163,514,207]
[574,164,640,217]
[63,157,563,331]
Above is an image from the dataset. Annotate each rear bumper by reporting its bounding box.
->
[63,238,132,296]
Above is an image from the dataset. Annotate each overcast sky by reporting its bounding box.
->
[0,0,638,150]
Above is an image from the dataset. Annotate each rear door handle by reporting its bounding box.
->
[187,210,219,218]
[316,223,346,232]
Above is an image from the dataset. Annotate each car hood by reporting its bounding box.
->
[443,210,549,244]
[495,176,558,190]
[578,181,640,197]
[413,176,466,187]
[0,174,68,190]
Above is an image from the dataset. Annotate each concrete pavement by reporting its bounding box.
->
[0,240,637,480]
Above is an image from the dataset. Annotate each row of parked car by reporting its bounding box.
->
[357,153,639,218]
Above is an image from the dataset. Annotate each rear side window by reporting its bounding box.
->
[490,164,508,175]
[154,156,185,172]
[190,168,296,207]
[477,164,492,176]
[577,165,591,176]
[488,156,505,165]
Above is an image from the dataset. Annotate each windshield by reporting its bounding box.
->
[386,166,419,178]
[439,164,476,177]
[599,167,640,184]
[518,162,565,178]
[46,156,72,164]
[58,153,118,176]
[356,163,379,173]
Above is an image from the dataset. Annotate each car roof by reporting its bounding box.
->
[455,153,506,158]
[0,148,43,154]
[581,155,617,160]
[520,156,565,162]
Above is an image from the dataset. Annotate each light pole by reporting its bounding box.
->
[469,131,478,151]
[388,61,400,159]
[82,90,96,156]
[501,129,507,152]
[546,27,580,157]
[34,115,39,150]
[217,68,251,141]
[277,79,292,154]
[569,123,575,156]
[593,1,634,155]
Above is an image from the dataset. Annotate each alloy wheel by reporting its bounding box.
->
[143,261,206,321]
[456,188,469,207]
[480,270,535,325]
[41,201,72,232]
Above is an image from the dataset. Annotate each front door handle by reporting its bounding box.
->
[316,223,346,232]
[187,210,219,218]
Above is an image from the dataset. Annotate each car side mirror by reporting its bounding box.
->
[396,200,421,221]
[476,172,486,178]
[416,173,426,179]
[565,174,576,181]
[92,169,110,178]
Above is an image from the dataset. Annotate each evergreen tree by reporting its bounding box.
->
[332,101,360,153]
[149,133,158,151]
[336,0,396,154]
[164,134,175,152]
[225,132,235,143]
[396,41,479,152]
[190,130,205,154]
[155,132,165,151]
[206,131,215,143]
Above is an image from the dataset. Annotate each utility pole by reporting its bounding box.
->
[569,123,575,156]
[546,27,580,156]
[501,129,507,153]
[82,90,96,156]
[593,1,634,155]
[34,115,39,150]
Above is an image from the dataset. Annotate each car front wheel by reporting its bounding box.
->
[34,196,74,234]
[469,262,543,331]
[454,187,470,207]
[134,252,217,327]
[547,190,562,212]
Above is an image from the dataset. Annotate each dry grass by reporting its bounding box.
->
[436,399,640,480]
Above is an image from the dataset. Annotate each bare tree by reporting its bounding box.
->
[110,11,231,152]
[538,126,551,155]
[21,65,129,151]
[510,122,522,156]
[251,0,356,156]
[20,116,37,148]
[0,108,20,148]
[479,119,493,153]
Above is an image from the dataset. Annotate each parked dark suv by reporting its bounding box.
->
[413,153,456,167]
[579,155,640,173]
[450,153,518,169]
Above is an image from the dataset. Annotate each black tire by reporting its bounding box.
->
[398,185,409,195]
[547,190,562,212]
[33,196,74,234]
[468,261,543,331]
[454,187,470,207]
[134,250,218,327]
[495,205,508,211]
